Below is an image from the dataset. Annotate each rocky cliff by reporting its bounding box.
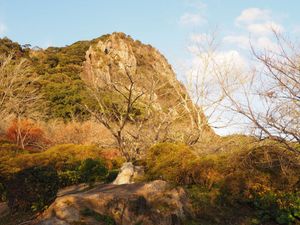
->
[80,32,212,142]
[81,32,189,111]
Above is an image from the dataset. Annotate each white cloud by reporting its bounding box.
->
[236,8,271,25]
[235,8,284,37]
[0,22,6,35]
[222,34,280,53]
[256,36,280,52]
[179,13,206,26]
[187,32,248,76]
[189,49,247,77]
[223,35,249,49]
[229,7,284,52]
[211,50,247,70]
[247,21,284,36]
[41,40,54,49]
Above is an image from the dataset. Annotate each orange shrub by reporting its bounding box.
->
[6,119,46,150]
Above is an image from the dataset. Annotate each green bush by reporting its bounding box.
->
[145,142,199,185]
[7,166,59,212]
[58,158,109,187]
[58,170,81,187]
[145,138,300,224]
[78,158,108,184]
[0,144,109,175]
[251,191,300,225]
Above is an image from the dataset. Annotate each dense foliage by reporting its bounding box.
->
[6,166,59,212]
[0,37,30,58]
[58,158,108,187]
[146,143,199,184]
[0,37,97,121]
[32,41,92,120]
[0,143,122,176]
[145,137,300,225]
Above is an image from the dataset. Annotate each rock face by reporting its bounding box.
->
[113,162,144,185]
[82,32,193,111]
[36,180,191,225]
[81,32,213,140]
[83,33,177,85]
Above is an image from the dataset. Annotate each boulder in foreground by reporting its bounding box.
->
[37,180,191,225]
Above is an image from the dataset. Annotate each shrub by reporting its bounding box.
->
[58,158,109,187]
[0,144,121,186]
[58,170,81,187]
[250,190,300,225]
[78,158,108,184]
[7,166,59,212]
[145,143,199,185]
[6,119,46,150]
[218,172,249,206]
[186,185,220,217]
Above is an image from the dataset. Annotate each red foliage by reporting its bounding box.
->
[6,119,46,149]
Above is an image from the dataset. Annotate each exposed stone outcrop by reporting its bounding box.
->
[36,180,191,225]
[83,33,172,80]
[113,162,144,185]
[81,32,190,110]
[81,32,214,140]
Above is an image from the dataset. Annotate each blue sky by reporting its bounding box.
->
[1,0,300,67]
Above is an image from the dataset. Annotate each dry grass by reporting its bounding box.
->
[44,119,114,147]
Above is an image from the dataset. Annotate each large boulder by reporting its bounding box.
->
[36,180,191,225]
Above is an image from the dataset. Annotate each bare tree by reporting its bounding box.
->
[0,54,41,149]
[213,30,300,151]
[250,31,300,143]
[83,34,238,158]
[83,59,193,161]
[84,63,156,161]
[173,32,242,144]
